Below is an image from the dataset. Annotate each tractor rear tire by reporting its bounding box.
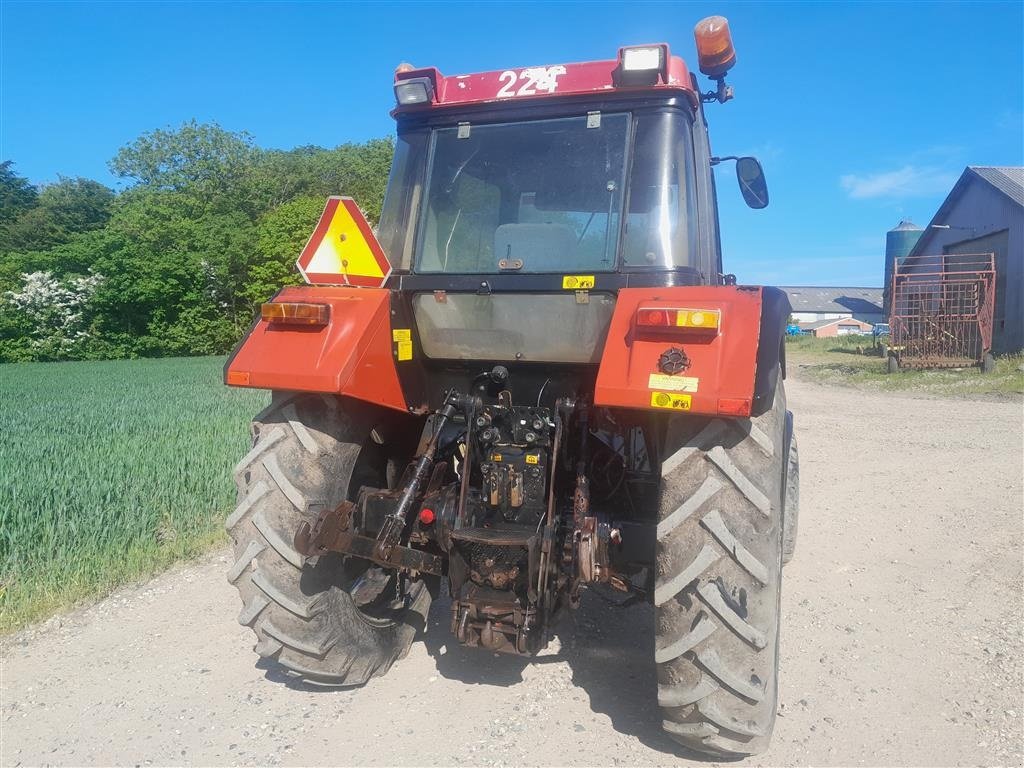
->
[226,393,430,685]
[654,373,787,758]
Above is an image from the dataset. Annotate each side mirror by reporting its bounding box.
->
[736,156,769,209]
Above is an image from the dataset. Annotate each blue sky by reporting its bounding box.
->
[2,1,1021,286]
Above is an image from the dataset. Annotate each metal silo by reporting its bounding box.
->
[883,219,923,316]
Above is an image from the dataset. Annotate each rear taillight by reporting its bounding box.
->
[261,302,330,327]
[636,307,720,334]
[717,397,751,416]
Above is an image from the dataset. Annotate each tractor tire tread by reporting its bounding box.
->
[226,394,429,686]
[782,430,799,565]
[655,376,787,758]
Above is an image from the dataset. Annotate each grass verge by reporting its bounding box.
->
[0,356,267,632]
[786,335,1024,397]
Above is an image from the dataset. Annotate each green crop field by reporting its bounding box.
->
[0,357,267,631]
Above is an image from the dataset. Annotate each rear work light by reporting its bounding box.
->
[636,307,721,333]
[622,46,664,72]
[261,302,330,327]
[394,76,434,106]
[615,44,669,85]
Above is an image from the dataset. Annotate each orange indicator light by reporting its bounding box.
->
[260,302,330,327]
[637,307,721,332]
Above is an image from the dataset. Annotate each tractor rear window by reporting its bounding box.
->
[415,114,629,274]
[412,292,616,363]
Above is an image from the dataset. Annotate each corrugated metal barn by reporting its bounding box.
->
[907,166,1023,354]
[780,286,884,324]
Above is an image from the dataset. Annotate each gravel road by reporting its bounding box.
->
[3,376,1022,767]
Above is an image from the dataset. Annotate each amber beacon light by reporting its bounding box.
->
[694,16,736,78]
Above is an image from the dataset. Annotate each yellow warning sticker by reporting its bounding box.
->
[648,373,699,393]
[650,392,692,410]
[491,454,503,462]
[525,454,539,465]
[392,328,413,361]
[562,275,595,289]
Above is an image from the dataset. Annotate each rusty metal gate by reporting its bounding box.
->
[889,253,995,369]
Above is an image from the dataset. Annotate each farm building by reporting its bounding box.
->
[798,316,874,337]
[905,166,1023,354]
[780,286,884,324]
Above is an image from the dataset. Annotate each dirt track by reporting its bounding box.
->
[3,376,1022,767]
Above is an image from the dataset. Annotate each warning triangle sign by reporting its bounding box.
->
[296,197,392,287]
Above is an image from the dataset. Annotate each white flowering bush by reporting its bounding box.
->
[3,270,104,352]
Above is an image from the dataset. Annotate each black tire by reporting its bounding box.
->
[981,352,995,374]
[886,354,899,374]
[782,425,799,566]
[226,393,430,685]
[654,373,786,758]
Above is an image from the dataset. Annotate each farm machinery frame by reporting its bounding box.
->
[223,16,799,759]
[888,253,997,372]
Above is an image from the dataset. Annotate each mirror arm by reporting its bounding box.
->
[710,155,740,167]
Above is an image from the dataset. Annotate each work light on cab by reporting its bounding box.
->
[394,76,434,106]
[615,44,669,85]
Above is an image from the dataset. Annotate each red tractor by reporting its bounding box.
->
[225,16,799,758]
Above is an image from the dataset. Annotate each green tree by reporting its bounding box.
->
[243,196,322,309]
[109,120,258,213]
[2,270,104,360]
[1,122,397,363]
[0,161,37,221]
[251,139,394,221]
[0,161,39,250]
[5,177,115,252]
[92,188,256,355]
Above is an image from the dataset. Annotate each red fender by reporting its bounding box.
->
[594,286,763,417]
[224,286,408,413]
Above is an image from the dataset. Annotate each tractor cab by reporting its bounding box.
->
[377,38,767,286]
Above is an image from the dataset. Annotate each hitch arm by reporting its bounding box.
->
[375,392,473,559]
[294,502,444,576]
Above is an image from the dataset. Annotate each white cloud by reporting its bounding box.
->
[840,165,957,200]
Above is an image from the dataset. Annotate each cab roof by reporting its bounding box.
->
[392,46,697,115]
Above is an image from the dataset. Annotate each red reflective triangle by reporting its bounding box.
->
[296,197,392,287]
